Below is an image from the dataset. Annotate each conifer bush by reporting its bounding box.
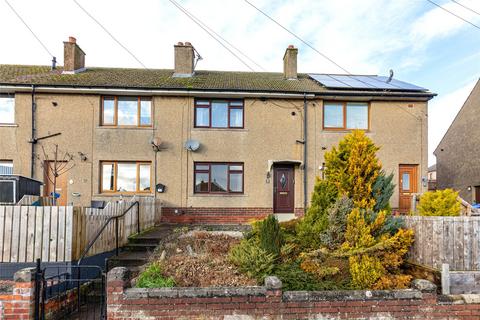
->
[417,189,461,216]
[228,239,276,281]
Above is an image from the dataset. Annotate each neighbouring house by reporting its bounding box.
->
[435,80,480,204]
[0,37,435,222]
[428,164,437,191]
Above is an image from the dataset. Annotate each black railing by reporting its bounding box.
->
[76,201,140,266]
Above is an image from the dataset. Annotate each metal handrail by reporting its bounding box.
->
[76,201,140,266]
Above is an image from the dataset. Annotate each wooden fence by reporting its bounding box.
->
[0,197,157,263]
[403,216,480,271]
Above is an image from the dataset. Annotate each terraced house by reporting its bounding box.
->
[0,37,435,222]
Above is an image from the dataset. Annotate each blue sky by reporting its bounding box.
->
[1,0,479,165]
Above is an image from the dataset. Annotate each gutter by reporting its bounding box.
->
[0,85,316,99]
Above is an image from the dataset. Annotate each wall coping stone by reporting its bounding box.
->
[283,289,422,302]
[13,267,36,282]
[124,286,267,299]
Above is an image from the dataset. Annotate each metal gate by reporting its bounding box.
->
[34,259,106,320]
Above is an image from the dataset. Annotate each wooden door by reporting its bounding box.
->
[475,186,480,204]
[273,166,294,213]
[398,164,418,213]
[44,161,68,206]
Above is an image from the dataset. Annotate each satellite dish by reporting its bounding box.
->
[184,139,200,152]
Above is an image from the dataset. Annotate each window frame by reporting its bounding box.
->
[322,101,370,131]
[194,100,244,129]
[0,160,13,174]
[100,161,152,194]
[101,96,152,127]
[0,94,15,125]
[194,162,244,194]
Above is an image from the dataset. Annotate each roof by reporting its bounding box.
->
[428,164,436,172]
[0,64,435,98]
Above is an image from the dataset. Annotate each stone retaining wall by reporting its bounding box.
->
[107,267,480,320]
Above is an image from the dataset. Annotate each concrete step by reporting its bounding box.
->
[123,243,158,252]
[108,251,150,268]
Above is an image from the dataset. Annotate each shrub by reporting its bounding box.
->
[136,262,176,288]
[256,215,283,256]
[372,171,395,212]
[417,189,461,216]
[324,130,381,209]
[228,239,275,282]
[296,178,338,249]
[349,254,385,289]
[320,196,354,250]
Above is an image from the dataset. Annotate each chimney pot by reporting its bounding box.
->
[63,37,86,74]
[283,45,298,80]
[173,41,195,77]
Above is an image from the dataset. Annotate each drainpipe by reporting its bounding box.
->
[31,85,36,178]
[303,93,308,211]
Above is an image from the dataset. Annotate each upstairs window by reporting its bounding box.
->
[101,96,152,127]
[101,161,151,193]
[0,95,15,124]
[0,160,13,174]
[194,162,244,194]
[195,100,244,128]
[323,102,369,130]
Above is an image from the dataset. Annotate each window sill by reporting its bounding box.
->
[93,193,154,197]
[97,126,154,130]
[322,129,371,133]
[190,193,248,198]
[192,128,248,132]
[0,124,18,127]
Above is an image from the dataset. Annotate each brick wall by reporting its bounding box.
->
[0,269,35,320]
[161,207,305,224]
[107,267,480,320]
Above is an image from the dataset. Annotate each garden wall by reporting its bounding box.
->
[107,267,480,320]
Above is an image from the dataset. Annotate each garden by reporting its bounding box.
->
[135,130,462,291]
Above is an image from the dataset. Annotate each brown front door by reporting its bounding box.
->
[475,186,480,204]
[399,164,418,213]
[44,161,68,206]
[273,166,294,213]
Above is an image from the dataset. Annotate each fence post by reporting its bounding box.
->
[442,263,450,295]
[34,258,41,320]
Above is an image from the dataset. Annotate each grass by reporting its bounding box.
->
[136,263,175,288]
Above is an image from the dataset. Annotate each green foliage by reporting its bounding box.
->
[349,254,385,289]
[256,215,283,256]
[417,189,461,216]
[320,196,354,249]
[324,130,381,209]
[296,178,338,249]
[372,171,395,212]
[136,263,175,288]
[228,239,276,282]
[273,261,351,291]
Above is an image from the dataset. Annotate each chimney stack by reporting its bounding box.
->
[173,42,195,77]
[63,36,86,74]
[283,45,298,80]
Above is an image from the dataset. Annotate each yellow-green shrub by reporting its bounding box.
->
[349,254,385,289]
[324,130,381,210]
[228,239,275,281]
[417,189,461,216]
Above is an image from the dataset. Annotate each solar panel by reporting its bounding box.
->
[308,74,427,92]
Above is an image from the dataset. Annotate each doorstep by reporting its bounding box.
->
[274,213,296,222]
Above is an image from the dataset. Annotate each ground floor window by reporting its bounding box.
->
[0,160,13,174]
[101,161,151,193]
[194,162,243,194]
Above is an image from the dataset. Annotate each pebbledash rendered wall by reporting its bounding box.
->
[107,267,480,320]
[1,92,427,222]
